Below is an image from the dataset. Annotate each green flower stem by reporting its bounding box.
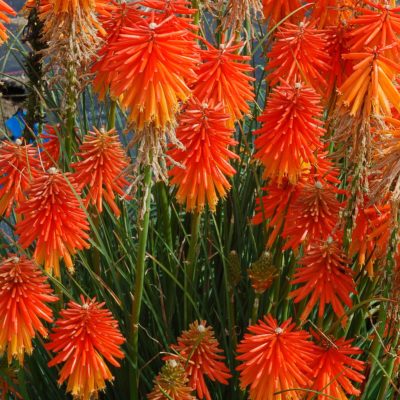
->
[108,100,117,130]
[191,0,199,26]
[65,63,77,161]
[130,163,152,400]
[377,329,400,400]
[251,293,261,324]
[362,302,388,399]
[155,182,176,324]
[184,211,201,327]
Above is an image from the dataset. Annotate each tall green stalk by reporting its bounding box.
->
[191,0,200,25]
[377,330,400,400]
[108,100,117,130]
[184,211,201,327]
[155,182,176,325]
[64,63,78,161]
[130,163,152,400]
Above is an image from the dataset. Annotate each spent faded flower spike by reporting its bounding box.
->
[147,359,196,400]
[46,296,125,400]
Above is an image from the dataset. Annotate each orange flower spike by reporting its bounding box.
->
[282,180,342,250]
[0,0,15,43]
[171,320,231,400]
[0,255,57,364]
[46,296,125,400]
[290,237,356,325]
[339,47,400,116]
[262,0,301,24]
[350,200,391,276]
[266,20,331,92]
[169,99,238,212]
[194,38,255,124]
[138,0,197,31]
[16,168,90,277]
[92,2,140,98]
[310,334,365,399]
[95,0,118,20]
[313,150,342,188]
[38,125,61,168]
[103,16,199,131]
[148,360,196,400]
[236,315,317,400]
[324,23,352,100]
[254,81,325,184]
[72,127,130,217]
[311,0,359,28]
[252,178,302,248]
[0,140,40,218]
[347,1,400,60]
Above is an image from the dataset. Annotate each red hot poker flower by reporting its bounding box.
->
[99,16,199,132]
[38,125,61,169]
[339,47,400,117]
[46,296,125,400]
[266,20,331,92]
[0,255,57,364]
[254,81,325,184]
[0,0,15,43]
[194,38,255,125]
[16,168,90,277]
[171,320,231,400]
[236,314,317,400]
[168,99,238,212]
[311,0,358,28]
[347,1,400,60]
[310,333,365,399]
[350,199,391,277]
[138,0,197,31]
[0,140,40,217]
[252,178,302,248]
[262,0,302,24]
[92,2,140,99]
[72,127,130,217]
[282,180,342,250]
[290,237,356,324]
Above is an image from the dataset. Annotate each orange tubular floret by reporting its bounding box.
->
[168,99,238,212]
[0,0,15,43]
[96,16,199,132]
[194,38,255,125]
[254,81,325,184]
[16,169,90,277]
